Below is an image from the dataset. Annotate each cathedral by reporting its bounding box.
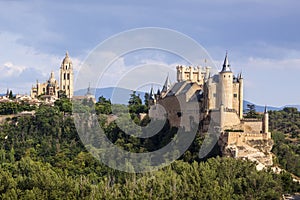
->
[30,52,74,100]
[149,53,273,168]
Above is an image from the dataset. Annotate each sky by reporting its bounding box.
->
[0,0,299,107]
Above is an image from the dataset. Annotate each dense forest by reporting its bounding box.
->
[269,107,300,177]
[0,95,299,199]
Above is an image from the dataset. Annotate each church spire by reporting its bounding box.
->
[162,75,171,93]
[221,51,232,72]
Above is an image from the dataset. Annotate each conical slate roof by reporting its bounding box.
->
[161,75,171,92]
[221,52,232,72]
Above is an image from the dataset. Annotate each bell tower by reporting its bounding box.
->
[59,51,74,98]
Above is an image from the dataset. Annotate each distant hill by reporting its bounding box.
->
[74,87,300,111]
[243,100,300,112]
[74,87,146,104]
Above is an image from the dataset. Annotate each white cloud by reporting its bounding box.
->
[0,62,25,78]
[0,31,81,94]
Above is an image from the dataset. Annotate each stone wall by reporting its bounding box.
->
[242,120,263,134]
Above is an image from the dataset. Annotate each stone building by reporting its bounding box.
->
[149,53,273,168]
[30,52,74,100]
[60,51,74,99]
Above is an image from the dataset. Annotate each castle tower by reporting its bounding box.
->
[238,73,244,119]
[59,51,74,98]
[262,106,269,133]
[220,103,225,130]
[218,52,233,109]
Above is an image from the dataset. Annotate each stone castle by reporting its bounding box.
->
[149,53,273,168]
[30,52,74,100]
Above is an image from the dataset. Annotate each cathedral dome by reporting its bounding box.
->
[62,51,72,65]
[48,71,56,85]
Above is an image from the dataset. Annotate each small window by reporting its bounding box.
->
[177,112,182,117]
[67,85,69,89]
[213,93,217,97]
[63,86,65,90]
[64,73,66,80]
[224,75,225,78]
[67,73,70,80]
[66,65,68,69]
[234,94,237,98]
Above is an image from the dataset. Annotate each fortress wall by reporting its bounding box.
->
[232,83,240,116]
[185,83,201,101]
[157,95,181,128]
[152,94,201,131]
[223,111,241,127]
[208,83,217,110]
[242,121,262,133]
[226,131,269,146]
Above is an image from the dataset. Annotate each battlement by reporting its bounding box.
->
[176,65,210,85]
[221,131,271,147]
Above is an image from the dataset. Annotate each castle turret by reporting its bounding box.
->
[220,103,225,131]
[161,75,171,97]
[238,73,244,119]
[148,86,156,106]
[263,106,269,134]
[218,52,233,109]
[156,89,161,100]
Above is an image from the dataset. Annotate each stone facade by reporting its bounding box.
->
[30,52,74,100]
[149,53,273,168]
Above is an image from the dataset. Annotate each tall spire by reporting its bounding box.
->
[162,75,171,93]
[264,105,268,113]
[86,82,92,95]
[221,51,232,72]
[149,86,155,100]
[157,88,161,96]
[238,72,243,79]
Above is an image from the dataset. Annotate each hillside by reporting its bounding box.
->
[0,99,299,198]
[269,107,300,177]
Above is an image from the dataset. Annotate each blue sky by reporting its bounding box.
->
[0,0,299,106]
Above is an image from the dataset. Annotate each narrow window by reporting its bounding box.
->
[234,94,237,98]
[177,112,182,117]
[67,73,70,80]
[64,73,66,80]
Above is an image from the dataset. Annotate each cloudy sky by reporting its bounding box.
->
[0,0,299,107]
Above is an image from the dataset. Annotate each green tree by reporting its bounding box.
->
[95,96,112,115]
[245,104,261,118]
[8,90,14,100]
[128,91,147,115]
